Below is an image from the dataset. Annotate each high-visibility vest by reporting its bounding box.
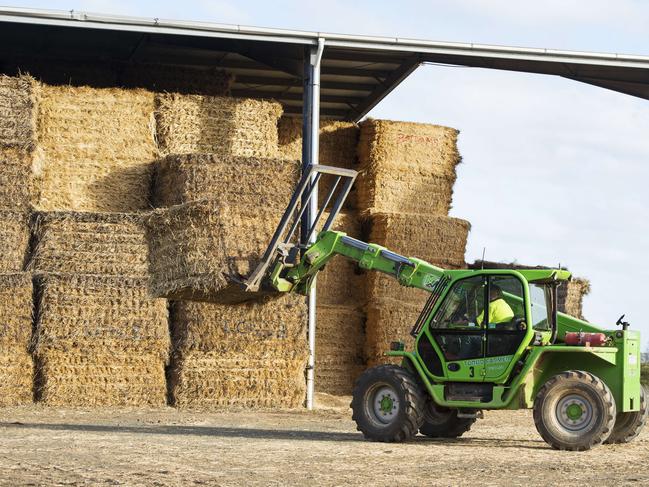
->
[477,298,515,327]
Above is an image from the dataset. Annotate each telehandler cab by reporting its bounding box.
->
[245,165,647,451]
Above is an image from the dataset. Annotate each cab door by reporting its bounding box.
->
[424,275,487,381]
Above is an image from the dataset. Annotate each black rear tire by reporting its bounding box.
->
[419,401,476,438]
[533,370,616,451]
[605,385,648,444]
[351,365,425,442]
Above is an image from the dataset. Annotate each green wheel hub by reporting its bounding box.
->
[556,393,594,432]
[566,403,584,421]
[371,385,400,425]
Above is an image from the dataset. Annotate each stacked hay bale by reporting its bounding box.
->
[29,83,170,406]
[120,64,233,96]
[148,99,309,407]
[469,261,591,320]
[357,120,468,365]
[0,274,34,405]
[314,212,366,395]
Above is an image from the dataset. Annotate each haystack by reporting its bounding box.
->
[121,64,233,96]
[147,199,291,303]
[169,296,307,409]
[33,273,169,406]
[0,74,38,149]
[561,278,591,320]
[316,305,365,394]
[278,117,359,208]
[37,85,158,212]
[152,154,300,208]
[29,211,149,277]
[356,119,461,215]
[0,210,30,272]
[0,273,34,406]
[156,94,282,158]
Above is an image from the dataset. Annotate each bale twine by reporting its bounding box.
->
[0,210,30,273]
[36,85,158,212]
[152,154,300,208]
[0,273,34,406]
[356,119,461,215]
[169,296,307,409]
[278,117,359,208]
[120,64,233,96]
[156,94,282,158]
[33,273,169,406]
[315,305,365,395]
[29,211,149,277]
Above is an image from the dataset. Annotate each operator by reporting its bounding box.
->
[476,285,514,328]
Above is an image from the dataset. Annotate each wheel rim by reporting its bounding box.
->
[556,393,594,432]
[369,385,400,425]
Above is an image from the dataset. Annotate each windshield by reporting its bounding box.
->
[529,283,552,331]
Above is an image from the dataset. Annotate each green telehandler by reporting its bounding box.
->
[244,165,647,451]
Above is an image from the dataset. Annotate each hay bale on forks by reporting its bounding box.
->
[37,85,158,212]
[0,273,34,405]
[356,119,461,215]
[33,273,169,406]
[169,296,307,409]
[156,94,282,158]
[28,211,149,277]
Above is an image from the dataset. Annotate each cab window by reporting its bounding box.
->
[530,283,551,331]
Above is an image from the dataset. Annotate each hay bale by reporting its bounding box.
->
[156,94,282,158]
[35,351,166,407]
[562,278,591,320]
[33,273,169,357]
[0,148,41,209]
[37,85,157,212]
[0,74,38,149]
[356,119,460,215]
[120,64,233,96]
[152,154,299,208]
[6,57,119,88]
[33,273,169,406]
[366,212,469,302]
[146,199,289,303]
[315,305,365,395]
[29,212,149,277]
[278,117,359,208]
[0,273,34,406]
[0,211,29,272]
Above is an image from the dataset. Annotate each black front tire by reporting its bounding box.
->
[533,370,616,451]
[419,401,476,438]
[605,385,648,444]
[351,365,425,442]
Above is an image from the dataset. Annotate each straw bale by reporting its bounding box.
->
[316,211,365,307]
[152,153,300,208]
[0,273,33,350]
[278,117,359,208]
[366,213,469,302]
[0,210,29,272]
[37,85,157,212]
[6,57,119,88]
[562,278,591,320]
[356,119,460,215]
[0,350,33,406]
[33,273,170,358]
[146,200,288,303]
[120,64,233,96]
[171,295,307,356]
[156,94,282,158]
[0,148,41,209]
[315,305,365,395]
[169,353,306,409]
[35,351,167,407]
[0,74,38,149]
[364,298,422,366]
[28,211,149,276]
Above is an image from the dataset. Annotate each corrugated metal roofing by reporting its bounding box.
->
[1,6,649,120]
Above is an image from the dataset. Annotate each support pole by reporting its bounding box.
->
[301,37,325,410]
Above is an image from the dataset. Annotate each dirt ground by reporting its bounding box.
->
[1,395,648,486]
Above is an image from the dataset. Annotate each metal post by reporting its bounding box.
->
[301,37,325,410]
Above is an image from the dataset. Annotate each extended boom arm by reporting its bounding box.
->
[268,230,445,296]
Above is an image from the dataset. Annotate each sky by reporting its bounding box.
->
[8,1,649,347]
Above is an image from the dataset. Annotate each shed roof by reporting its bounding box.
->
[2,6,649,120]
